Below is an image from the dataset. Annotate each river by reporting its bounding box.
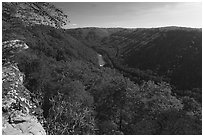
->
[97,54,105,67]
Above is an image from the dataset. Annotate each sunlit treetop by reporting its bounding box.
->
[3,2,69,28]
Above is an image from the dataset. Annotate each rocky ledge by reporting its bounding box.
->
[2,40,46,135]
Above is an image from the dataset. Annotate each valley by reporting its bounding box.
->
[2,2,202,135]
[67,27,202,92]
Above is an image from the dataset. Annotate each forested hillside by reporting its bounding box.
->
[2,2,202,135]
[67,27,202,102]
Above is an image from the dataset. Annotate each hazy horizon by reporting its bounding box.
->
[52,2,202,29]
[65,25,202,29]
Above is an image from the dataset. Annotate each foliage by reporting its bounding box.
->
[2,5,201,134]
[2,2,68,28]
[45,91,95,135]
[10,27,201,135]
[156,110,201,134]
[67,27,202,91]
[139,81,183,113]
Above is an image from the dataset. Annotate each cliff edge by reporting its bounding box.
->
[2,40,46,135]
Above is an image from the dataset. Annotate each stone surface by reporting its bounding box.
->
[2,40,46,135]
[2,111,46,135]
[2,40,29,65]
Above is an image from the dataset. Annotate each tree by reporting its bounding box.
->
[45,81,95,135]
[2,2,68,28]
[139,81,183,114]
[121,80,184,134]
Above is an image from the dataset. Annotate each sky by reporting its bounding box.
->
[52,2,202,29]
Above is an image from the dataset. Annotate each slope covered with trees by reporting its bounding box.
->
[2,2,202,135]
[67,27,202,102]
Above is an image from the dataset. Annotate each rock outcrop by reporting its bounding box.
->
[2,40,46,135]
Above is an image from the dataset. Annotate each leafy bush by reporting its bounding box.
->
[45,91,95,135]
